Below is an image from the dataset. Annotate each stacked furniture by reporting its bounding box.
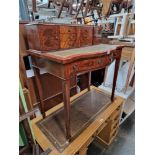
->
[20,22,104,112]
[20,23,124,154]
[25,23,123,140]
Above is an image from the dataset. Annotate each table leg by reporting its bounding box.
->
[68,1,73,15]
[62,79,71,140]
[84,0,89,17]
[88,72,91,91]
[57,0,65,18]
[33,67,45,118]
[48,1,51,8]
[74,0,84,18]
[111,58,121,101]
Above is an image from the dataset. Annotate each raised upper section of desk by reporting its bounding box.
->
[28,44,123,64]
[25,23,106,51]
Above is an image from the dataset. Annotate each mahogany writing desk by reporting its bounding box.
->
[27,44,123,140]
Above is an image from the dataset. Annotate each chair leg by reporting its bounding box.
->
[32,0,37,12]
[74,0,84,18]
[48,1,51,8]
[57,0,66,18]
[84,0,89,17]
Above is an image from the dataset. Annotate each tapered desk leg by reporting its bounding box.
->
[111,58,121,101]
[33,67,45,118]
[88,72,91,91]
[62,79,71,140]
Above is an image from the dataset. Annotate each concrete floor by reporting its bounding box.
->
[88,112,135,155]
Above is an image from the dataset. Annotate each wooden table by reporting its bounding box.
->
[31,86,124,155]
[28,44,123,140]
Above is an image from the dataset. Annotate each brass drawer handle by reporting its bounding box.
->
[98,59,102,64]
[73,64,78,71]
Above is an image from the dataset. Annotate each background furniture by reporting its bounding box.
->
[108,13,135,41]
[20,80,52,155]
[109,40,135,93]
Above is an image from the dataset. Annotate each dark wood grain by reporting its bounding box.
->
[60,25,78,49]
[93,26,103,45]
[25,24,60,51]
[79,26,93,46]
[25,23,105,52]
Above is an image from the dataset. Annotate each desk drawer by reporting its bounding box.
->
[110,127,118,141]
[71,56,112,73]
[111,119,119,130]
[110,109,121,123]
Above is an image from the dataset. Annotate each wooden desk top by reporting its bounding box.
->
[28,44,122,64]
[31,86,124,155]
